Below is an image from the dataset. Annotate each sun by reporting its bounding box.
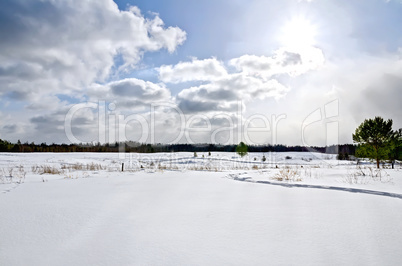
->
[280,17,317,49]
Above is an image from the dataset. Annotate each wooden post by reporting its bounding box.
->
[122,163,124,172]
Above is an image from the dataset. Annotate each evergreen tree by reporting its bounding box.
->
[236,142,248,157]
[353,117,394,168]
[388,129,402,169]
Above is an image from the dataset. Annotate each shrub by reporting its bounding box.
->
[236,142,248,157]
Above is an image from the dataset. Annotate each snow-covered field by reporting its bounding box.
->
[1,152,402,265]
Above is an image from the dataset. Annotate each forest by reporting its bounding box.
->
[0,138,356,155]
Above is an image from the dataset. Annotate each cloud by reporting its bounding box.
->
[216,74,289,100]
[110,79,170,101]
[88,78,171,109]
[357,73,402,121]
[160,47,322,115]
[0,0,187,143]
[177,97,240,114]
[0,0,186,104]
[229,47,325,78]
[2,124,18,134]
[29,106,99,144]
[158,58,228,83]
[176,74,289,114]
[146,16,187,53]
[266,50,402,146]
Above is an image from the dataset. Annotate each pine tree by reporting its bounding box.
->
[236,142,248,157]
[353,117,394,168]
[388,129,402,169]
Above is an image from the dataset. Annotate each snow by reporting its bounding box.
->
[1,152,402,265]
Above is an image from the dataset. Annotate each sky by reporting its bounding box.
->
[0,0,401,146]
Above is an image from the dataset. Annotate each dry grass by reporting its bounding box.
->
[252,165,259,170]
[0,166,26,184]
[30,162,106,176]
[61,162,106,171]
[41,165,62,175]
[272,167,302,182]
[343,166,392,184]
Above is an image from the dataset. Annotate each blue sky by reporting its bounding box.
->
[0,0,401,145]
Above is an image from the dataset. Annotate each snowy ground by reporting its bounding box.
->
[1,152,402,265]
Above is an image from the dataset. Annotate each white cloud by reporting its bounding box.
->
[147,16,187,53]
[0,0,186,105]
[229,47,325,78]
[176,73,289,114]
[160,47,323,115]
[158,58,228,83]
[0,0,186,143]
[88,78,171,108]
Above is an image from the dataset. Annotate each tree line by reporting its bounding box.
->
[0,139,356,155]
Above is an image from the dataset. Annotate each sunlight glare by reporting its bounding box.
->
[280,17,317,49]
